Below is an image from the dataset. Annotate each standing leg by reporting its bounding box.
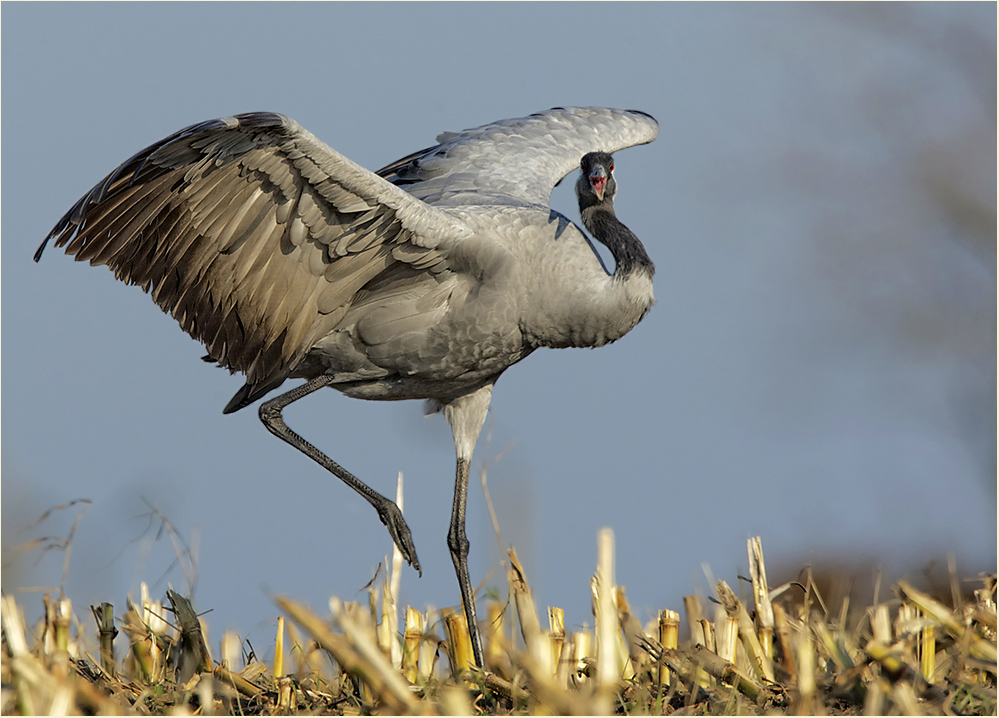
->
[448,455,482,667]
[258,375,421,573]
[443,383,494,669]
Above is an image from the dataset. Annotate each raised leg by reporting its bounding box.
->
[258,375,421,574]
[442,383,494,669]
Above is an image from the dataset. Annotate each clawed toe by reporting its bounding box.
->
[378,503,421,574]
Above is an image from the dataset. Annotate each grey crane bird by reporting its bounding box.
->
[34,106,658,669]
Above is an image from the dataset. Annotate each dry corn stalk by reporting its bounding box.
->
[166,589,212,684]
[813,618,855,673]
[43,597,72,683]
[276,675,294,711]
[919,609,936,683]
[716,580,775,682]
[896,601,918,643]
[748,537,774,661]
[593,527,619,691]
[684,594,711,688]
[377,566,397,661]
[284,617,321,680]
[972,577,997,639]
[90,602,117,678]
[898,580,997,665]
[507,547,552,676]
[715,603,739,665]
[275,614,285,677]
[279,595,418,713]
[486,601,511,677]
[220,630,240,670]
[213,664,263,698]
[403,606,423,683]
[793,620,816,714]
[549,606,565,677]
[571,630,593,687]
[379,472,405,670]
[872,603,892,644]
[658,609,680,688]
[688,644,771,704]
[684,594,705,644]
[123,584,169,683]
[555,637,574,689]
[341,600,378,703]
[2,594,34,715]
[41,594,55,657]
[772,602,797,681]
[53,598,71,655]
[442,607,475,675]
[615,587,644,678]
[419,609,440,682]
[699,617,716,653]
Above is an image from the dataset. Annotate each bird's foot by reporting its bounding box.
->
[377,502,422,576]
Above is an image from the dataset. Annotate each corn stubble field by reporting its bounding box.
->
[2,531,995,716]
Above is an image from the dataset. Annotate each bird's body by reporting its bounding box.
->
[294,203,652,401]
[35,107,657,668]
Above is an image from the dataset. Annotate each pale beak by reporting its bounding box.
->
[588,165,608,200]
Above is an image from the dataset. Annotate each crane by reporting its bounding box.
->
[35,107,658,669]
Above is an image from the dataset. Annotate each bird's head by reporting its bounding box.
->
[576,151,617,208]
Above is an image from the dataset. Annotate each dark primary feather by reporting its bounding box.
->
[36,113,453,412]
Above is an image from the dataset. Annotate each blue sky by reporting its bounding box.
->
[3,3,995,655]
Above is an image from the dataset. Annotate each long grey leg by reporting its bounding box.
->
[258,375,421,573]
[442,383,494,669]
[448,455,484,668]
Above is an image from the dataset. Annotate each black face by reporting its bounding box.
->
[578,151,616,202]
[580,151,614,174]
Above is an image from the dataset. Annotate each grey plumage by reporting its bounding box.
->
[35,106,658,668]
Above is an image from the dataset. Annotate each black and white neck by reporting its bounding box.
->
[576,152,655,279]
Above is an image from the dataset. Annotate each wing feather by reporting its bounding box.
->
[37,113,469,408]
[376,106,658,208]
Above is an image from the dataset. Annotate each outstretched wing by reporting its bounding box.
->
[36,112,470,411]
[376,106,658,207]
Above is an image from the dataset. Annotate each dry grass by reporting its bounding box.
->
[1,533,995,716]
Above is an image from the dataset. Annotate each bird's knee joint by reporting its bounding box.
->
[447,530,469,560]
[258,401,284,428]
